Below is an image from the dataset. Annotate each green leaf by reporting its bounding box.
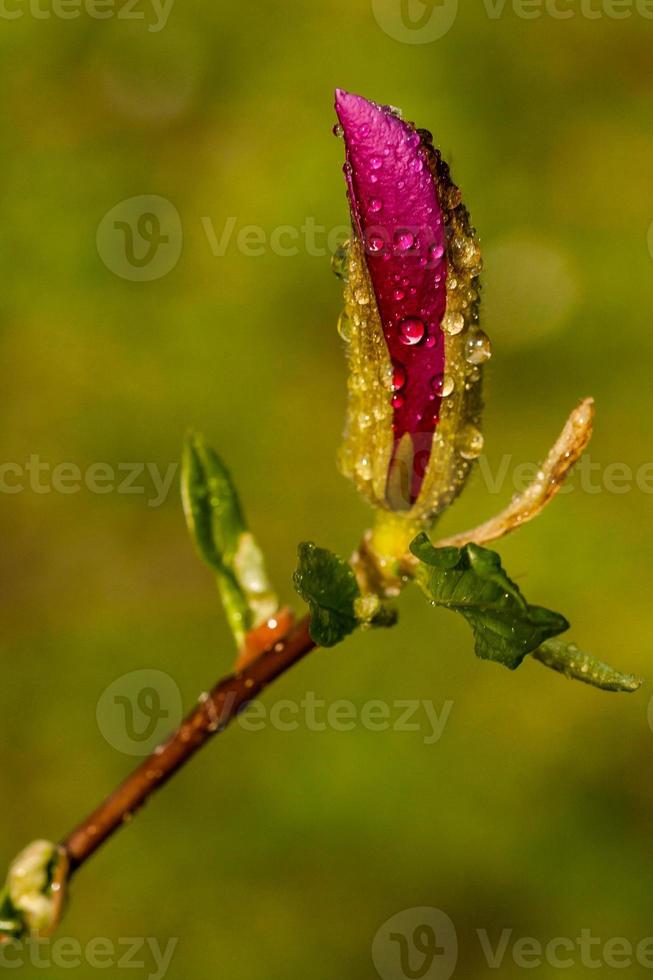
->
[533,639,643,693]
[181,433,278,646]
[293,543,360,647]
[0,888,24,941]
[410,532,569,669]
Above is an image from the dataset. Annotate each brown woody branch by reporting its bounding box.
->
[62,615,315,873]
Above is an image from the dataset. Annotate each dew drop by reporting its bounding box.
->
[459,425,484,460]
[398,317,425,346]
[337,312,352,342]
[393,288,405,301]
[369,198,383,213]
[443,310,464,336]
[370,156,383,170]
[465,330,492,365]
[332,123,344,138]
[392,365,406,390]
[394,230,415,252]
[430,244,445,261]
[452,236,482,275]
[331,242,349,281]
[441,375,455,397]
[391,393,405,409]
[368,234,385,253]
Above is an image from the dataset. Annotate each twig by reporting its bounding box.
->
[62,616,315,873]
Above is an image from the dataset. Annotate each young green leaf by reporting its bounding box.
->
[532,639,643,693]
[0,888,24,941]
[0,840,68,941]
[410,532,569,669]
[181,433,278,647]
[294,543,361,647]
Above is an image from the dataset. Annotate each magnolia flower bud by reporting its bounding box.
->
[334,90,489,524]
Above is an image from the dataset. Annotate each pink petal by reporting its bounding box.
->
[335,89,448,505]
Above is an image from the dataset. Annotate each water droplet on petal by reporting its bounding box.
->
[394,230,415,252]
[391,393,404,409]
[398,317,425,346]
[392,365,406,390]
[393,288,405,301]
[368,234,385,254]
[369,198,383,213]
[370,156,383,170]
[465,330,492,365]
[333,123,344,138]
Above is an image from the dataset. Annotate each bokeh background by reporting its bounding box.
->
[1,2,652,977]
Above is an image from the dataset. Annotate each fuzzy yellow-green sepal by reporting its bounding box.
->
[337,237,395,509]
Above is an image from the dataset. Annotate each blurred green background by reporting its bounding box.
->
[1,1,652,977]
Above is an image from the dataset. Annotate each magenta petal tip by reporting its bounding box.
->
[335,92,448,505]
